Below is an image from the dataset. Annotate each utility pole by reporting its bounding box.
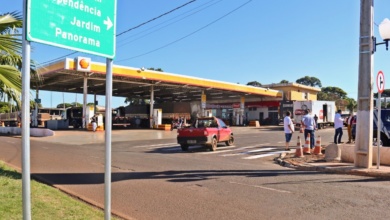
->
[355,0,374,168]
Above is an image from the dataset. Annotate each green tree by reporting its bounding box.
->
[0,101,13,113]
[345,97,357,113]
[246,81,262,87]
[71,102,82,107]
[320,86,347,100]
[0,12,23,109]
[57,103,74,108]
[296,76,322,87]
[280,79,289,83]
[0,11,40,111]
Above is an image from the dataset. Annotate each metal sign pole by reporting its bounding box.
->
[22,0,32,219]
[376,71,385,169]
[377,93,381,169]
[105,58,113,220]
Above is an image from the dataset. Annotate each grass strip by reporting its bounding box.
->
[0,162,120,220]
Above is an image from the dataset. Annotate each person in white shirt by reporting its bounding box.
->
[283,111,295,151]
[301,109,316,149]
[334,110,344,144]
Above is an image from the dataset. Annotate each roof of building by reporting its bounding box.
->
[32,58,283,102]
[262,82,321,92]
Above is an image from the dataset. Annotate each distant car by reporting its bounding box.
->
[177,117,234,151]
[352,111,390,146]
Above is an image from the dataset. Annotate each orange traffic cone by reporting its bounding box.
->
[303,133,311,154]
[295,136,304,158]
[313,136,322,155]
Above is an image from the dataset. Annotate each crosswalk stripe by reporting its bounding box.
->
[198,145,237,154]
[199,143,271,154]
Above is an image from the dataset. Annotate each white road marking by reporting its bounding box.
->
[221,148,276,157]
[199,143,271,154]
[133,143,177,148]
[198,145,237,154]
[162,146,183,151]
[229,181,291,193]
[243,150,287,159]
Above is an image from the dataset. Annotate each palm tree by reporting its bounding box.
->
[0,11,23,110]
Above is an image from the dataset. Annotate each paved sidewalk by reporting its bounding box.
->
[275,152,390,179]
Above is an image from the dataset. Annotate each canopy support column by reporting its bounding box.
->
[201,91,206,117]
[150,85,154,128]
[240,96,245,126]
[83,75,88,129]
[94,93,97,115]
[34,89,39,127]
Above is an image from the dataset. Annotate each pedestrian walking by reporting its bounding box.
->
[283,111,294,151]
[313,114,318,129]
[91,114,98,132]
[334,110,344,144]
[301,109,316,149]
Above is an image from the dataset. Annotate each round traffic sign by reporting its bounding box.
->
[377,71,385,94]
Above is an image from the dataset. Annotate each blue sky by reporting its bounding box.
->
[2,0,390,108]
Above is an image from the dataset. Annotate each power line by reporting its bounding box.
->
[38,0,197,66]
[116,0,253,62]
[117,0,223,46]
[116,0,197,37]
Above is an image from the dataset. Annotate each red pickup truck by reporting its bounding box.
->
[177,117,234,151]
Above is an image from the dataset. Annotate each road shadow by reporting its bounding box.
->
[31,167,389,186]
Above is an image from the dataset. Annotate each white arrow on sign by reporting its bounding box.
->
[104,16,113,30]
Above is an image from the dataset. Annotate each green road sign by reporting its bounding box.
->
[27,0,116,59]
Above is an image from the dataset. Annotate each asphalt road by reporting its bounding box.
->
[1,126,390,220]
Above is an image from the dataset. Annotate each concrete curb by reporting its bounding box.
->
[274,153,390,179]
[0,127,54,137]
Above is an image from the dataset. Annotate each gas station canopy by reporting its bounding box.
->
[32,58,282,103]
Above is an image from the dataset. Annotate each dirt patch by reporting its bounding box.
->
[282,149,326,166]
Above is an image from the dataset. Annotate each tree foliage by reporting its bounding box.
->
[319,86,347,100]
[57,102,82,108]
[0,11,23,110]
[0,11,40,111]
[246,81,262,87]
[279,79,289,84]
[296,76,322,87]
[374,89,390,98]
[345,97,357,112]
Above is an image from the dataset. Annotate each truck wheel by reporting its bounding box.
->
[180,144,189,151]
[225,135,234,146]
[210,138,218,151]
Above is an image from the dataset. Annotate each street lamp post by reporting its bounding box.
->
[374,18,390,51]
[356,0,390,169]
[373,18,390,169]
